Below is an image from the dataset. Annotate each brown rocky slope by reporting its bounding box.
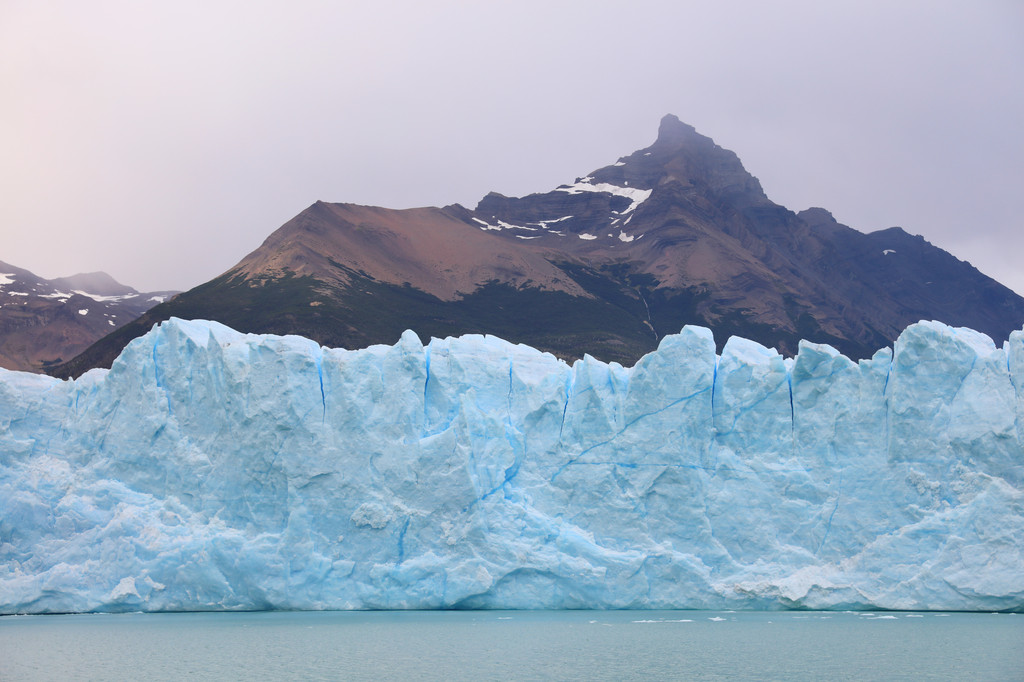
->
[51,115,1024,377]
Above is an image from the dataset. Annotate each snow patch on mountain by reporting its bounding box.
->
[555,181,652,215]
[71,290,139,303]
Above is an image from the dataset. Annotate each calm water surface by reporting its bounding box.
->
[1,610,1021,681]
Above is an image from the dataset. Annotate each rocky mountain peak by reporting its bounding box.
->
[52,271,137,297]
[45,116,1024,380]
[469,116,771,246]
[639,115,767,202]
[654,113,701,147]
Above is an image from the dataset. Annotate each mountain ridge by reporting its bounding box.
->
[48,114,1024,378]
[0,261,176,373]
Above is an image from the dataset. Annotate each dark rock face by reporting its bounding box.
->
[461,114,1024,358]
[49,115,1024,378]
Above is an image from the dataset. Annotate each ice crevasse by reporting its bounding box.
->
[1,317,1022,614]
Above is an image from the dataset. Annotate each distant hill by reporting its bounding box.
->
[0,262,175,372]
[50,115,1024,378]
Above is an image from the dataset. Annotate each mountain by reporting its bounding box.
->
[50,115,1024,378]
[0,261,176,372]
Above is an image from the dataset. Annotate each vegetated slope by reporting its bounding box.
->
[50,115,1024,378]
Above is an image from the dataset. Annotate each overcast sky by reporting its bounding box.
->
[2,1,1022,297]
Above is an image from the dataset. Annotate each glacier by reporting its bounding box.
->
[1,318,1022,614]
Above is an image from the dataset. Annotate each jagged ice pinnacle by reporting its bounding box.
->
[1,318,1022,613]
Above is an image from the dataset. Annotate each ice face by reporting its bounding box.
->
[1,318,1022,613]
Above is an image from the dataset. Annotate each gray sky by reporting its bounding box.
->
[3,1,1022,297]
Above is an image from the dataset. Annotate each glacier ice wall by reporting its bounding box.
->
[1,318,1022,614]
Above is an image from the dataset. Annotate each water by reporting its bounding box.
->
[1,610,1021,681]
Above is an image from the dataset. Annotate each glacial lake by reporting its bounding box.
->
[1,610,1021,680]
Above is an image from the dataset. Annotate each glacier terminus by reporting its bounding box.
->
[1,318,1022,613]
